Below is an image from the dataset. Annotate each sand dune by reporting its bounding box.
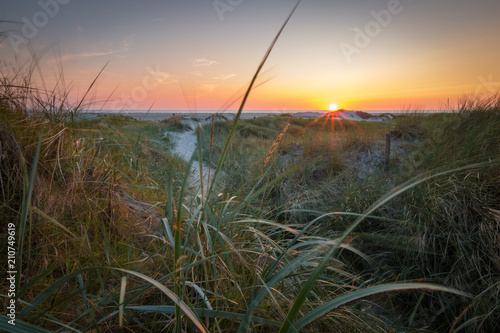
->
[294,110,395,122]
[161,109,394,197]
[111,110,395,123]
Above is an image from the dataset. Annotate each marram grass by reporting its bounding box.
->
[2,3,499,333]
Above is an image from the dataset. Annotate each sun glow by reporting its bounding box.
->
[329,103,338,111]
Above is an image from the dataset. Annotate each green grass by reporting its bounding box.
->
[2,4,499,332]
[1,75,494,332]
[196,115,393,224]
[160,115,194,132]
[192,101,500,332]
[385,99,500,331]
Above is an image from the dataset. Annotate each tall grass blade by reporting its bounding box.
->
[17,267,207,331]
[18,269,93,318]
[126,306,281,327]
[119,276,127,328]
[291,283,471,332]
[173,150,197,332]
[73,61,109,113]
[77,274,88,312]
[16,132,42,294]
[207,0,302,200]
[82,224,105,292]
[115,268,207,333]
[32,207,77,239]
[238,249,317,332]
[408,293,425,328]
[197,125,204,200]
[0,316,52,333]
[162,217,175,247]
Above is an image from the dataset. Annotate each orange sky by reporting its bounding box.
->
[1,0,499,111]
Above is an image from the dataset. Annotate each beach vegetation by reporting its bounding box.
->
[1,5,499,332]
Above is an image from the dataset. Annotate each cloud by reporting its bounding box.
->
[192,57,219,67]
[213,74,236,80]
[56,39,130,63]
[122,38,130,52]
[200,83,217,92]
[58,50,116,62]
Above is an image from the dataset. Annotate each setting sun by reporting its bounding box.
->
[329,103,338,111]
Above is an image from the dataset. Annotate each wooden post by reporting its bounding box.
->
[384,132,391,172]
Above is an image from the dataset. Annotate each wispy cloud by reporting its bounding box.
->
[122,38,130,52]
[192,57,219,67]
[213,74,236,80]
[58,50,116,62]
[200,83,217,92]
[57,38,130,63]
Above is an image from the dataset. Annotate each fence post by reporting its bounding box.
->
[384,132,391,172]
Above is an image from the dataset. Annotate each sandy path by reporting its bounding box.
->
[166,130,198,162]
[164,129,214,196]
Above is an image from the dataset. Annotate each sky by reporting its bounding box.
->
[1,0,499,112]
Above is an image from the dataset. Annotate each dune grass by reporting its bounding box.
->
[192,98,499,332]
[385,98,500,331]
[2,3,499,332]
[3,73,492,331]
[197,115,394,225]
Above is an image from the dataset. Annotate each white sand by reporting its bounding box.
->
[165,130,198,162]
[164,129,214,196]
